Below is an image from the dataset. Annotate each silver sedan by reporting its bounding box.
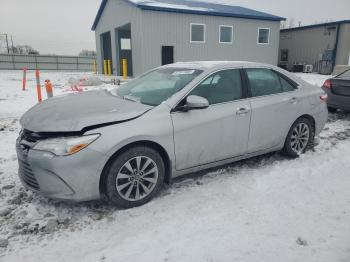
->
[16,61,328,208]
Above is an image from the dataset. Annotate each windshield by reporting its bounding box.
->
[112,68,203,106]
[337,69,350,78]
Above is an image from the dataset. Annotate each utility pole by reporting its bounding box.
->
[10,35,14,54]
[0,33,13,54]
[5,34,9,54]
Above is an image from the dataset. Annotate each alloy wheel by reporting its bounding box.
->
[290,123,310,154]
[116,156,159,202]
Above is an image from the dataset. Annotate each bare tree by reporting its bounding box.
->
[12,45,39,55]
[288,18,295,28]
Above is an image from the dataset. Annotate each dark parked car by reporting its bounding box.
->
[322,69,350,112]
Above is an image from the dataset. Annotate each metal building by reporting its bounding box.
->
[92,0,284,77]
[279,20,350,74]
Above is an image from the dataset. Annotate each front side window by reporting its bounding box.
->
[114,68,203,106]
[258,28,270,44]
[191,23,205,43]
[219,25,233,43]
[246,68,296,97]
[189,69,243,105]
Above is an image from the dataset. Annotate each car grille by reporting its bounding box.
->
[18,158,40,190]
[21,129,41,143]
[17,129,41,191]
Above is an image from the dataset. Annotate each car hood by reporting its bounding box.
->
[20,90,153,132]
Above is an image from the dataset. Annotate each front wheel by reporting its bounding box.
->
[104,146,165,208]
[283,118,314,158]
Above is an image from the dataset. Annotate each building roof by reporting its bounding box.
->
[92,0,285,30]
[281,20,350,32]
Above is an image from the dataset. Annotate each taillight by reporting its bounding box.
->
[323,79,332,89]
[320,94,328,101]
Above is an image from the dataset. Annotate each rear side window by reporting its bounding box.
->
[246,68,296,97]
[190,69,242,105]
[279,76,296,92]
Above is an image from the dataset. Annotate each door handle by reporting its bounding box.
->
[236,107,250,115]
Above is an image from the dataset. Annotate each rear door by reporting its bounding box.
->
[244,68,301,153]
[171,69,251,170]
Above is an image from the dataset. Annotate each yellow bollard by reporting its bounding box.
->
[103,60,107,76]
[122,59,127,80]
[107,60,112,76]
[93,60,97,74]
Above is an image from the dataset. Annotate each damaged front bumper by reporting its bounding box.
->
[16,131,106,202]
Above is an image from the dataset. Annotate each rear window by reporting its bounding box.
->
[337,69,350,78]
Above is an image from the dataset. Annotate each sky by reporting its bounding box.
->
[0,0,349,55]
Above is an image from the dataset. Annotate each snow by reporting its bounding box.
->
[138,1,216,11]
[128,0,216,12]
[0,71,350,262]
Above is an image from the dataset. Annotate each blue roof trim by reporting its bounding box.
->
[281,20,350,32]
[92,0,285,31]
[136,5,284,22]
[92,0,108,30]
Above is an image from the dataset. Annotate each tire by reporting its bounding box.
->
[104,146,165,208]
[283,117,314,158]
[327,107,337,113]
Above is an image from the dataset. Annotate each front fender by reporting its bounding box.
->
[85,107,175,179]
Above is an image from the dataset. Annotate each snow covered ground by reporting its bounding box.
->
[0,71,349,262]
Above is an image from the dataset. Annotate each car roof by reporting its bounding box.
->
[162,61,307,88]
[164,61,270,70]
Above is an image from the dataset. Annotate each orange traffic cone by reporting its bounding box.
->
[45,80,54,98]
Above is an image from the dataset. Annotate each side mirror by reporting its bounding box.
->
[186,95,209,110]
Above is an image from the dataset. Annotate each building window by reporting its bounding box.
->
[258,28,270,44]
[219,25,233,44]
[190,23,205,43]
[280,49,289,62]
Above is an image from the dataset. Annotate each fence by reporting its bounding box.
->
[0,54,96,71]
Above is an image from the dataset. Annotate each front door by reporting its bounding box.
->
[171,69,251,170]
[162,46,174,65]
[244,68,301,152]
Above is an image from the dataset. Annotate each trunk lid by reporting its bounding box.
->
[332,78,350,96]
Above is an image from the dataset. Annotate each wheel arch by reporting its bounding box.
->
[284,114,316,145]
[296,114,316,133]
[99,140,172,198]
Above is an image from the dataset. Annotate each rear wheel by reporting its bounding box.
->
[328,107,337,113]
[283,118,314,158]
[104,146,164,208]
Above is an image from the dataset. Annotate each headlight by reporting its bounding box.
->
[33,134,100,156]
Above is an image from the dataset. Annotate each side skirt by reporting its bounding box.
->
[171,145,283,178]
